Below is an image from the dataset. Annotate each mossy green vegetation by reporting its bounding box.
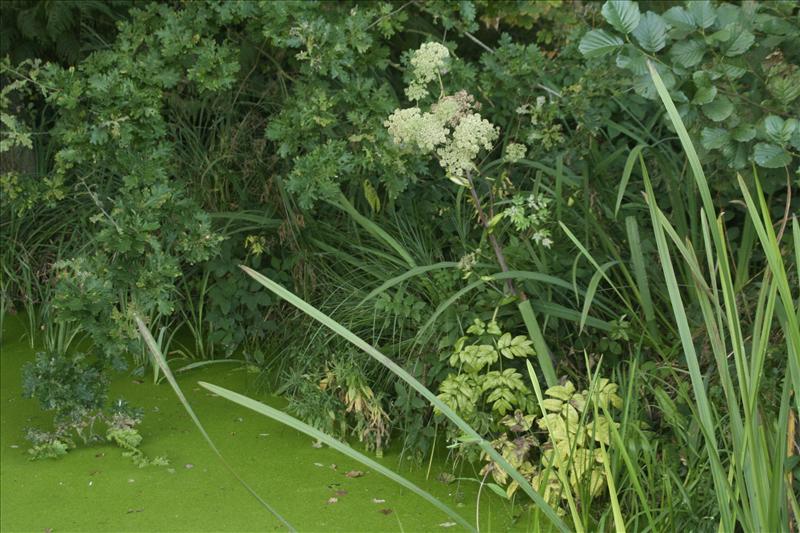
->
[1,315,519,532]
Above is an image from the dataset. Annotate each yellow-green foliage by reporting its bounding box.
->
[483,379,622,511]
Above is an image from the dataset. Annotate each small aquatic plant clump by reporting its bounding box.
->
[21,352,167,466]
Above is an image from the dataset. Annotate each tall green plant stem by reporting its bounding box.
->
[465,171,518,298]
[466,171,558,386]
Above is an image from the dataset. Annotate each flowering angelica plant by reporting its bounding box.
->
[385,42,560,389]
[385,42,499,187]
[385,42,528,296]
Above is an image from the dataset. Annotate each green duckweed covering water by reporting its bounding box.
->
[1,315,525,532]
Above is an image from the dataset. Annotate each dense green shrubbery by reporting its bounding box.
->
[1,0,798,530]
[580,0,799,192]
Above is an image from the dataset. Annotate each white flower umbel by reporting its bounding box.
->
[436,112,498,185]
[384,107,449,154]
[504,142,527,163]
[384,107,422,146]
[405,42,450,101]
[386,43,499,186]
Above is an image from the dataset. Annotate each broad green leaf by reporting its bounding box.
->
[89,126,108,145]
[601,0,640,34]
[692,85,717,105]
[731,124,756,142]
[764,115,797,144]
[707,28,731,45]
[588,417,617,445]
[579,29,624,58]
[768,74,800,105]
[731,143,748,169]
[753,142,791,168]
[724,27,755,56]
[700,127,731,150]
[717,62,747,80]
[615,48,648,75]
[791,127,800,151]
[715,3,741,27]
[692,70,712,88]
[633,68,675,100]
[759,14,796,36]
[632,12,668,52]
[671,90,689,103]
[671,39,705,68]
[545,382,575,401]
[662,6,696,32]
[689,0,716,29]
[702,96,733,122]
[486,483,510,500]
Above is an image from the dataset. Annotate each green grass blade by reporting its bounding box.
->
[519,299,558,387]
[241,265,570,532]
[197,381,475,532]
[358,262,459,305]
[560,223,625,306]
[580,261,617,334]
[331,192,417,268]
[641,167,736,532]
[418,270,576,339]
[603,405,655,529]
[646,61,715,230]
[733,214,756,292]
[207,211,281,228]
[625,216,655,328]
[134,316,295,531]
[647,61,749,368]
[492,270,575,291]
[615,144,647,217]
[598,418,625,533]
[738,174,799,352]
[793,217,799,294]
[738,175,800,415]
[530,300,613,332]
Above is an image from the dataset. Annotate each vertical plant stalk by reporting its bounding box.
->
[466,171,558,386]
[788,407,797,531]
[465,171,519,298]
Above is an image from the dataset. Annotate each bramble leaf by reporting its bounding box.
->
[601,0,641,34]
[579,29,624,58]
[753,142,791,168]
[632,12,668,52]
